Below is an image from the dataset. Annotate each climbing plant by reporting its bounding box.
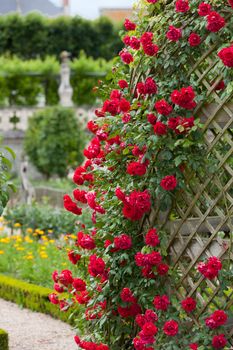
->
[50,1,233,349]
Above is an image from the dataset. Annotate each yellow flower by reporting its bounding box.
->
[24,255,34,260]
[0,216,4,222]
[40,246,46,250]
[16,247,25,251]
[70,234,77,240]
[25,236,33,243]
[0,227,5,231]
[0,250,4,254]
[0,238,10,244]
[62,262,67,266]
[26,228,33,234]
[40,253,48,259]
[48,230,53,234]
[49,239,55,243]
[14,223,22,228]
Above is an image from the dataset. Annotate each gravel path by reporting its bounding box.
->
[0,298,78,350]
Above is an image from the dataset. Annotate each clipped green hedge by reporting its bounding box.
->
[0,13,122,60]
[0,329,8,350]
[0,275,74,325]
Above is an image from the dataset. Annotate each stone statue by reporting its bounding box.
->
[58,51,73,107]
[20,156,35,205]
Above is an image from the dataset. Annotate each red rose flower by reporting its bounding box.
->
[54,283,64,293]
[142,322,158,336]
[97,344,109,350]
[88,254,105,277]
[188,33,201,47]
[77,231,96,250]
[189,343,199,350]
[120,49,134,64]
[49,293,59,305]
[121,190,151,221]
[153,121,167,135]
[157,263,169,275]
[68,250,81,265]
[59,269,73,286]
[145,228,160,247]
[118,80,128,89]
[149,251,162,266]
[72,278,86,292]
[145,77,158,94]
[153,295,170,311]
[76,290,90,305]
[127,161,147,176]
[52,270,59,283]
[212,334,227,349]
[84,137,101,158]
[114,234,132,250]
[218,45,233,67]
[115,187,126,201]
[175,0,189,13]
[73,189,87,203]
[198,2,211,16]
[147,113,157,125]
[166,26,182,41]
[103,99,119,116]
[163,320,179,336]
[120,288,136,303]
[229,0,233,8]
[63,195,82,215]
[124,18,136,31]
[171,86,196,109]
[110,89,121,100]
[213,80,225,91]
[205,310,228,329]
[143,43,159,56]
[198,256,222,279]
[212,310,228,326]
[130,36,141,50]
[206,12,225,32]
[154,99,173,115]
[87,120,98,134]
[160,175,177,191]
[145,309,158,323]
[123,35,131,46]
[141,32,159,56]
[119,98,131,112]
[181,297,197,313]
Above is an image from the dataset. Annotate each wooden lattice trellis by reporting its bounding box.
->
[162,45,233,343]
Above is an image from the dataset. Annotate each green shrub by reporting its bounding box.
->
[0,13,122,60]
[0,329,8,350]
[0,54,112,106]
[3,202,79,237]
[0,274,74,324]
[0,143,15,215]
[24,106,85,178]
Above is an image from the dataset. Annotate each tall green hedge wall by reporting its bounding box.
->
[0,13,122,60]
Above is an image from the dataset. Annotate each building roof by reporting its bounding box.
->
[100,7,133,22]
[0,0,63,17]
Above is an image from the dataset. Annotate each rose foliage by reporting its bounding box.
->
[50,1,233,349]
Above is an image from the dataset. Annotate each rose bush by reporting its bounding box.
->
[50,0,233,349]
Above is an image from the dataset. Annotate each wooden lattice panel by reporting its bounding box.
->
[165,44,233,342]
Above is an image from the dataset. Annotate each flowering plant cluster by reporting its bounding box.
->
[50,0,233,349]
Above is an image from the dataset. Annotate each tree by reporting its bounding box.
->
[24,107,85,178]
